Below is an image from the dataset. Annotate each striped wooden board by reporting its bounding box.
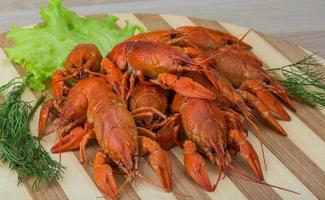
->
[0,13,324,200]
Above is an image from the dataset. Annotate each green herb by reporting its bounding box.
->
[268,54,325,106]
[0,78,64,188]
[5,0,145,91]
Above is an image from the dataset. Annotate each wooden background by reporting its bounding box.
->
[0,12,325,200]
[0,0,324,58]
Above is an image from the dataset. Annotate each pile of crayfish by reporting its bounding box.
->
[38,26,296,198]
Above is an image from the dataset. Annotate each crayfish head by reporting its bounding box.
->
[64,44,103,77]
[57,92,88,128]
[127,29,179,45]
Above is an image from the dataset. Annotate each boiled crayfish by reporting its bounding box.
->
[38,24,299,197]
[172,93,263,191]
[49,77,173,198]
[125,26,296,135]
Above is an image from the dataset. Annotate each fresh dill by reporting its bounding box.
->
[268,54,325,106]
[0,78,64,188]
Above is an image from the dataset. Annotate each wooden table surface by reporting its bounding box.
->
[0,1,325,199]
[0,0,324,57]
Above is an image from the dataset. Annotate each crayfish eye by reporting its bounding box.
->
[264,79,271,84]
[177,60,187,66]
[171,33,177,39]
[81,58,87,65]
[227,40,234,45]
[71,63,77,69]
[210,148,216,154]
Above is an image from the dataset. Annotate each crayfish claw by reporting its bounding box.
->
[94,151,118,198]
[229,130,264,180]
[139,137,173,192]
[155,73,216,100]
[38,100,54,138]
[238,90,287,135]
[183,140,213,192]
[240,80,291,121]
[51,127,87,153]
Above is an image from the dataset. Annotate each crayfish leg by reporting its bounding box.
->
[153,72,216,100]
[52,69,65,104]
[155,115,181,150]
[38,100,54,137]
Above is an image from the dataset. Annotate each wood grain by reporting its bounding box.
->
[0,13,324,200]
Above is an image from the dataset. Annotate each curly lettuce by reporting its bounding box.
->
[5,0,144,90]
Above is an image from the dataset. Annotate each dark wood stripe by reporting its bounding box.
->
[257,31,325,141]
[24,179,69,200]
[188,18,325,199]
[189,17,227,32]
[134,13,172,31]
[135,13,284,200]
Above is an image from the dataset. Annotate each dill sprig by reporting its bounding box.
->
[268,54,325,106]
[0,78,64,188]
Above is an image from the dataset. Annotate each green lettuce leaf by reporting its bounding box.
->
[5,0,144,90]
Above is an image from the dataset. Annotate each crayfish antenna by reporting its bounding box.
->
[227,163,300,195]
[111,176,132,199]
[212,160,224,191]
[137,172,166,191]
[245,116,267,171]
[84,70,106,78]
[239,28,253,42]
[52,71,78,84]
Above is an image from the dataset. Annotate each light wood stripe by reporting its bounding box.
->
[159,14,325,199]
[0,164,33,200]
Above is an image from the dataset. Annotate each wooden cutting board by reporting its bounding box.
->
[0,13,324,200]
